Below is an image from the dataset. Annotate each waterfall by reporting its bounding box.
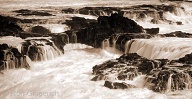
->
[124,40,135,54]
[102,39,110,49]
[166,74,173,92]
[72,33,77,43]
[25,38,62,61]
[64,33,70,44]
[112,34,120,49]
[124,37,192,60]
[0,52,30,71]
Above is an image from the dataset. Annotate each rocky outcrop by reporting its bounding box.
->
[65,13,145,48]
[92,53,192,92]
[29,26,51,35]
[104,81,136,89]
[0,44,30,71]
[50,33,69,53]
[0,15,23,36]
[145,28,159,35]
[146,64,192,92]
[21,37,64,61]
[13,9,53,16]
[159,31,192,38]
[62,4,184,24]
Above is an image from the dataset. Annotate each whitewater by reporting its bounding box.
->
[0,44,173,99]
[1,0,192,99]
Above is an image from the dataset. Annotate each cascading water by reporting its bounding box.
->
[25,38,62,61]
[102,39,110,49]
[71,33,77,43]
[124,40,135,54]
[2,0,192,99]
[112,34,120,49]
[124,37,192,60]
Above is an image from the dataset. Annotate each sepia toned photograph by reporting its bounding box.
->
[0,0,192,98]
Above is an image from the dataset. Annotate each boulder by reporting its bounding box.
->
[145,28,159,35]
[104,81,136,89]
[30,26,51,35]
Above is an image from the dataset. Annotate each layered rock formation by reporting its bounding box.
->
[62,4,185,24]
[0,44,30,71]
[0,15,68,70]
[91,53,192,92]
[66,13,145,48]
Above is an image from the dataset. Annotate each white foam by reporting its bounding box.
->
[126,37,192,60]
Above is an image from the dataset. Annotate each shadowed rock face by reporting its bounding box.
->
[30,26,51,35]
[65,13,145,48]
[0,44,30,71]
[50,33,69,53]
[92,53,192,92]
[0,15,23,36]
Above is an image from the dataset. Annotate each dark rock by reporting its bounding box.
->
[62,8,76,13]
[161,31,192,38]
[21,38,64,61]
[176,21,182,25]
[114,33,152,51]
[145,28,159,35]
[98,13,145,33]
[0,45,30,71]
[92,53,192,92]
[91,74,107,81]
[177,53,192,64]
[104,81,136,89]
[30,26,51,35]
[0,15,23,36]
[66,13,146,48]
[13,9,53,16]
[146,65,192,92]
[11,48,22,59]
[50,33,68,53]
[0,44,9,50]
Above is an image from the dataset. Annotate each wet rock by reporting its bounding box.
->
[145,28,159,35]
[30,26,51,35]
[68,13,146,48]
[177,52,192,64]
[114,33,152,51]
[21,38,63,61]
[62,8,76,14]
[92,53,192,92]
[146,65,192,92]
[13,9,53,16]
[161,31,192,38]
[0,44,9,50]
[64,17,97,31]
[91,74,107,81]
[98,13,145,33]
[176,21,182,25]
[0,15,23,36]
[0,45,30,71]
[50,33,68,53]
[92,59,141,81]
[104,81,136,89]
